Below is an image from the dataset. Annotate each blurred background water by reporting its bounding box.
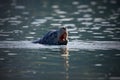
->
[0,0,120,80]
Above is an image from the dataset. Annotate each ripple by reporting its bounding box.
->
[97,6,107,9]
[52,18,73,22]
[52,5,59,8]
[94,36,105,38]
[105,28,116,31]
[72,1,79,5]
[109,15,119,20]
[96,54,104,57]
[44,17,53,20]
[42,57,47,59]
[69,31,78,34]
[116,31,120,33]
[22,26,29,28]
[112,37,120,40]
[0,58,5,60]
[73,11,80,15]
[0,34,9,37]
[87,31,93,33]
[22,11,29,15]
[61,54,69,57]
[0,41,120,50]
[3,50,10,53]
[59,15,66,18]
[101,23,116,27]
[8,20,22,25]
[67,27,77,31]
[101,21,110,24]
[93,33,102,35]
[9,17,18,20]
[50,23,61,26]
[94,64,102,67]
[25,36,34,39]
[78,29,86,32]
[77,18,93,21]
[99,10,104,14]
[103,30,114,34]
[83,14,92,18]
[91,27,100,30]
[34,61,60,66]
[0,31,13,34]
[81,22,93,26]
[78,8,93,13]
[107,35,114,37]
[14,30,23,33]
[63,24,75,27]
[8,53,17,56]
[77,5,89,9]
[15,5,25,9]
[31,19,47,25]
[115,54,120,56]
[29,32,36,35]
[20,70,37,74]
[90,1,97,6]
[54,10,67,14]
[6,38,14,41]
[0,18,9,22]
[94,18,105,22]
[69,36,79,39]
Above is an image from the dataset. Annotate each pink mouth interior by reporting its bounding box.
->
[59,32,66,41]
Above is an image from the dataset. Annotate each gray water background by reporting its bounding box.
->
[0,0,120,80]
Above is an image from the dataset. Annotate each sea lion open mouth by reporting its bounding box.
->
[58,28,68,45]
[33,27,68,45]
[59,32,67,41]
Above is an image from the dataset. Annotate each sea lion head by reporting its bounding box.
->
[58,27,68,45]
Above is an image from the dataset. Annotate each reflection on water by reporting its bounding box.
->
[64,56,69,80]
[60,45,70,80]
[0,47,120,80]
[60,45,69,55]
[0,0,120,80]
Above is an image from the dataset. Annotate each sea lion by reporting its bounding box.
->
[33,27,68,45]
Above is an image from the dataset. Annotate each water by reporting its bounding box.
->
[0,0,120,80]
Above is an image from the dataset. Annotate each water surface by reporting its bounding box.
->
[0,0,120,80]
